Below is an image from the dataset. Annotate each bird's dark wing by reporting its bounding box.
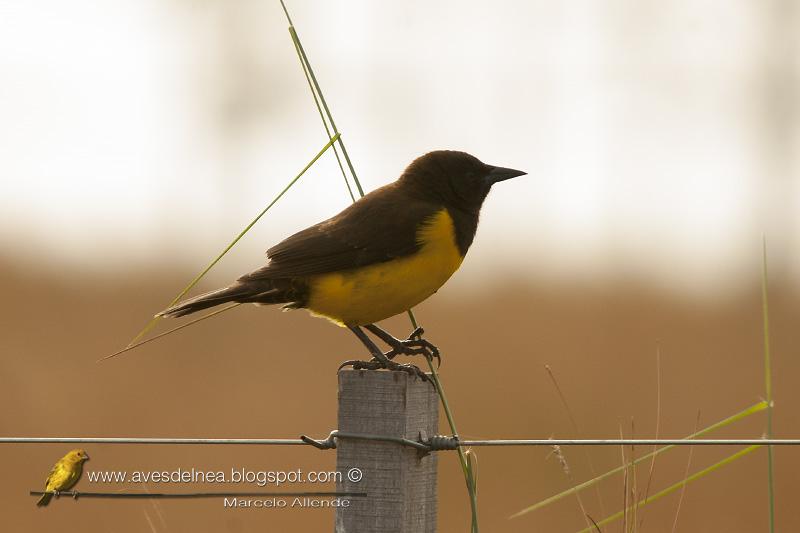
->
[240,184,441,280]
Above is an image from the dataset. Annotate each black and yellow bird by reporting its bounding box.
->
[159,150,524,376]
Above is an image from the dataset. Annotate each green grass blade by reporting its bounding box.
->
[287,26,354,202]
[575,445,762,533]
[280,1,365,198]
[761,236,775,533]
[123,133,340,349]
[425,353,480,533]
[510,400,768,519]
[410,307,479,532]
[290,36,363,197]
[280,3,478,529]
[466,449,479,495]
[546,364,608,517]
[100,304,241,362]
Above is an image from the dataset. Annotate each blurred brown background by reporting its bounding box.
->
[1,1,799,532]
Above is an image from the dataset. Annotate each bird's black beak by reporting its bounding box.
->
[485,165,527,185]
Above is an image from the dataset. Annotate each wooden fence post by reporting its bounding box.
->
[335,369,439,533]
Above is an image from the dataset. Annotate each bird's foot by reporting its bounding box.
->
[53,490,61,499]
[384,327,441,367]
[72,491,79,500]
[338,358,430,382]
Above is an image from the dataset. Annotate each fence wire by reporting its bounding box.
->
[3,433,799,452]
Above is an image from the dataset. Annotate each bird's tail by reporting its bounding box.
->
[157,280,296,318]
[36,492,52,507]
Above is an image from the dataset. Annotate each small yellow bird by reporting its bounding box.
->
[37,449,90,507]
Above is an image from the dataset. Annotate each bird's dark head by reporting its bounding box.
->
[400,150,525,212]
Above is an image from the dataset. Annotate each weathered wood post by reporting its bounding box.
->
[335,369,439,532]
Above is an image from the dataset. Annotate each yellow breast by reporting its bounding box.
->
[47,463,82,491]
[305,208,464,326]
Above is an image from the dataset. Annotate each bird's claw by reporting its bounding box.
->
[384,327,441,368]
[385,360,430,381]
[338,358,430,382]
[338,359,383,372]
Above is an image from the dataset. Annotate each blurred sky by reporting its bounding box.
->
[1,1,798,295]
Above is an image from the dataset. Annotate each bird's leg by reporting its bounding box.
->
[338,326,429,381]
[364,324,441,367]
[72,491,79,500]
[53,490,61,499]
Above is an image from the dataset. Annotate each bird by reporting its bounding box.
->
[158,150,525,377]
[37,449,90,506]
